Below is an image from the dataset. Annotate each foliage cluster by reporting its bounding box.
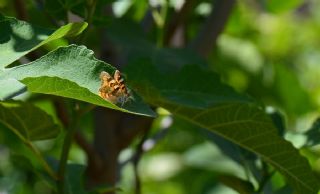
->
[1,0,320,194]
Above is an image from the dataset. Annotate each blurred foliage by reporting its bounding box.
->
[1,0,320,194]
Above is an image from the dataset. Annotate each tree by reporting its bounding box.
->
[0,0,319,194]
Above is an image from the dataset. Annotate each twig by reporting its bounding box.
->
[149,4,168,47]
[57,110,80,194]
[256,163,275,193]
[120,127,169,168]
[54,99,70,126]
[118,123,170,194]
[14,0,28,20]
[132,129,151,194]
[53,100,95,193]
[164,0,197,46]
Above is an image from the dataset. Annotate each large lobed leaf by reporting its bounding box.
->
[0,45,155,117]
[126,61,320,194]
[0,101,60,142]
[0,15,88,68]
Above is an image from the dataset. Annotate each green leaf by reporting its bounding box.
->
[1,45,155,117]
[65,164,87,194]
[126,61,320,194]
[0,78,26,100]
[273,64,313,116]
[219,175,255,194]
[0,101,60,141]
[304,118,320,147]
[0,15,88,68]
[274,185,293,194]
[263,0,304,13]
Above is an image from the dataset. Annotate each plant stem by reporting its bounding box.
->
[257,164,275,193]
[133,129,150,194]
[152,1,168,48]
[57,116,79,194]
[25,142,58,180]
[86,0,97,24]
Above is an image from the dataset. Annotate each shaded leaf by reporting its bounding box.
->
[304,117,320,146]
[0,15,88,68]
[126,61,320,194]
[10,153,35,172]
[268,110,286,137]
[0,101,60,141]
[199,125,256,164]
[1,45,155,117]
[219,175,255,194]
[274,185,294,194]
[153,48,207,73]
[65,164,87,194]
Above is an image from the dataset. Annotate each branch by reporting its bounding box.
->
[54,99,70,127]
[164,0,197,46]
[54,100,100,192]
[189,0,236,57]
[133,129,150,194]
[120,122,169,168]
[88,6,154,193]
[57,113,79,193]
[74,131,96,161]
[54,100,97,161]
[14,0,28,20]
[85,108,153,193]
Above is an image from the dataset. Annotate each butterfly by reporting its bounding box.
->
[98,70,132,106]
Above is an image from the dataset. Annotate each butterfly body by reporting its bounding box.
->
[99,70,132,106]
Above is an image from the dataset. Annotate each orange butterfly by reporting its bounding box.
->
[99,70,132,106]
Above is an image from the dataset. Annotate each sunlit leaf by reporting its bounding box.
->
[0,15,88,68]
[0,45,155,117]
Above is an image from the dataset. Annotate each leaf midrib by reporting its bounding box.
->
[177,113,316,193]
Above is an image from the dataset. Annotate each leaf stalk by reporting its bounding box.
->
[57,111,80,194]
